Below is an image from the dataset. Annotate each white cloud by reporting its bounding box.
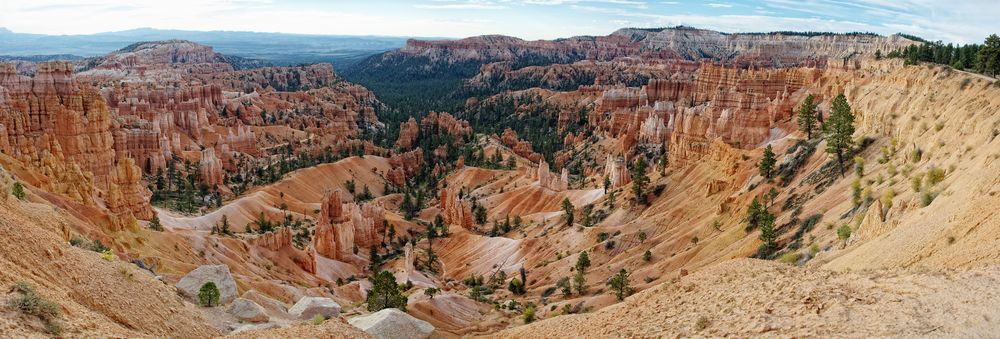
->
[0,0,996,43]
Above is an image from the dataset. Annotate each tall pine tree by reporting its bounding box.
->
[825,94,855,176]
[759,145,776,179]
[797,94,818,139]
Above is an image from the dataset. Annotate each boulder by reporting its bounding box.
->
[175,265,239,305]
[288,297,341,320]
[228,298,269,323]
[348,309,434,339]
[241,290,288,318]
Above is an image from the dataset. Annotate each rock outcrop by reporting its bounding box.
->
[500,128,542,162]
[526,159,568,191]
[200,148,224,188]
[603,155,630,189]
[228,298,269,323]
[348,308,434,339]
[439,188,474,229]
[288,297,341,320]
[313,189,384,261]
[250,227,292,251]
[0,61,158,222]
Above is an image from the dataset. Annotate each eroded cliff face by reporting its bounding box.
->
[0,62,150,224]
[311,189,384,262]
[582,62,819,165]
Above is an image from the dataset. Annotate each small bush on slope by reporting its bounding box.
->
[9,282,61,335]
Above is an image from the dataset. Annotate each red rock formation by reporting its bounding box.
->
[388,148,424,179]
[312,190,383,261]
[0,62,150,214]
[500,128,542,162]
[199,148,224,188]
[526,159,568,192]
[396,118,419,149]
[347,202,383,249]
[251,227,292,251]
[386,168,406,187]
[439,188,474,229]
[106,157,155,220]
[320,189,345,224]
[603,155,631,189]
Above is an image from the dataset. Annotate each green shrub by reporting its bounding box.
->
[911,175,923,192]
[12,181,25,200]
[507,278,526,295]
[778,252,802,265]
[920,191,937,207]
[198,282,220,307]
[926,167,946,186]
[837,224,852,241]
[910,148,922,163]
[9,282,61,335]
[851,178,863,207]
[881,189,895,210]
[643,249,652,262]
[522,304,536,323]
[311,314,325,325]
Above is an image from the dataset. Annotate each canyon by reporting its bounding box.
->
[2,24,1000,339]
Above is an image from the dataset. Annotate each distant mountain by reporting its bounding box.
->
[0,27,427,68]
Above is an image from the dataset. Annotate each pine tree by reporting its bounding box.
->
[575,251,591,272]
[198,282,220,307]
[825,94,855,175]
[366,270,407,312]
[757,210,777,255]
[631,158,650,205]
[797,94,818,139]
[561,198,575,226]
[149,214,164,231]
[759,145,776,179]
[746,197,764,230]
[607,269,631,301]
[978,34,1000,76]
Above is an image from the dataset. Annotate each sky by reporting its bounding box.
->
[0,0,997,44]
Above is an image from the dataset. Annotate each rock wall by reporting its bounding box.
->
[251,227,292,251]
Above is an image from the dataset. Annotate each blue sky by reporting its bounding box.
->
[1,0,997,44]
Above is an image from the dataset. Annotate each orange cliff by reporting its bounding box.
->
[0,62,153,224]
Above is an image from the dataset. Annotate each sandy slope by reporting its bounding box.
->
[493,259,1000,338]
[161,156,392,232]
[0,199,216,337]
